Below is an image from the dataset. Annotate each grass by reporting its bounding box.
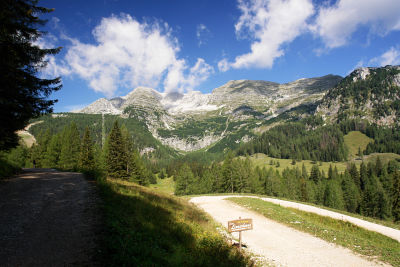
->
[149,176,175,194]
[227,197,400,267]
[244,153,349,174]
[344,131,373,159]
[98,178,252,266]
[243,152,400,176]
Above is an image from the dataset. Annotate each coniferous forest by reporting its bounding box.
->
[3,115,400,223]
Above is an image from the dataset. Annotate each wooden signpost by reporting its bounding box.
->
[228,217,253,251]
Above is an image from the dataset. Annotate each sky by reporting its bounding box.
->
[37,0,400,112]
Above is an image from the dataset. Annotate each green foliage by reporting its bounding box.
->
[106,121,128,179]
[100,179,250,266]
[237,122,348,162]
[174,163,195,195]
[0,0,62,150]
[59,122,81,171]
[79,127,95,173]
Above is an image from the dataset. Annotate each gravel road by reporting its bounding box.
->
[0,169,101,266]
[190,196,391,267]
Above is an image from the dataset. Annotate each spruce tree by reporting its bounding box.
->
[106,121,128,179]
[175,163,195,195]
[392,171,400,221]
[59,123,80,171]
[0,0,62,150]
[79,127,95,173]
[43,133,61,168]
[323,181,345,210]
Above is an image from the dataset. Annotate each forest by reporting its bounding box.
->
[5,121,156,185]
[2,117,400,223]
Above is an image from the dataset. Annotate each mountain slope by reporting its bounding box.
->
[76,75,342,152]
[316,65,400,125]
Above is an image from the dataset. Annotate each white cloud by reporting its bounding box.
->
[50,14,212,97]
[369,47,400,66]
[313,0,400,49]
[224,0,314,70]
[218,58,230,72]
[196,24,210,46]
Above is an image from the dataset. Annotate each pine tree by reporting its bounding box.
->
[392,171,400,221]
[129,150,148,185]
[0,0,62,150]
[59,123,81,171]
[324,181,345,210]
[106,121,128,179]
[341,171,360,213]
[310,165,321,183]
[79,127,95,173]
[43,133,61,168]
[175,163,195,195]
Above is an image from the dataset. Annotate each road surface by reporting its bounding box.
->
[0,169,100,266]
[191,196,391,267]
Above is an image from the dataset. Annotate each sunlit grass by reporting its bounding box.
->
[149,176,175,194]
[343,131,373,159]
[99,179,252,266]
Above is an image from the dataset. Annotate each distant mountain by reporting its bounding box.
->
[316,65,400,125]
[76,75,342,151]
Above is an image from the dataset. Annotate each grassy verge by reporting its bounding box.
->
[187,193,400,230]
[227,197,400,266]
[98,179,252,266]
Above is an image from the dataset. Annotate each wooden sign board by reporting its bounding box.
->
[228,218,253,233]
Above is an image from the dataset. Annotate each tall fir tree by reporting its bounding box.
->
[43,133,61,168]
[59,122,80,171]
[175,163,195,195]
[106,121,128,179]
[392,171,400,221]
[0,0,62,150]
[79,127,95,173]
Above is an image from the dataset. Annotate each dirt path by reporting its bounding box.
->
[0,169,100,266]
[190,196,390,267]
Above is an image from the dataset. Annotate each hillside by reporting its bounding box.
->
[316,66,400,125]
[75,75,342,152]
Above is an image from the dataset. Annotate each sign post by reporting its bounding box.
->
[228,217,253,251]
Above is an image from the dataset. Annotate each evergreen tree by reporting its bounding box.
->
[324,181,345,210]
[392,171,400,221]
[359,161,368,190]
[129,150,148,185]
[106,121,128,179]
[43,133,61,168]
[79,127,95,172]
[341,171,361,213]
[175,163,195,195]
[310,165,321,183]
[0,0,62,150]
[59,123,80,171]
[222,151,235,193]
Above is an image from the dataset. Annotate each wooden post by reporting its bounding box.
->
[239,230,242,252]
[239,217,241,252]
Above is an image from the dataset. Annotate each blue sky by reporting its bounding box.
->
[38,0,400,112]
